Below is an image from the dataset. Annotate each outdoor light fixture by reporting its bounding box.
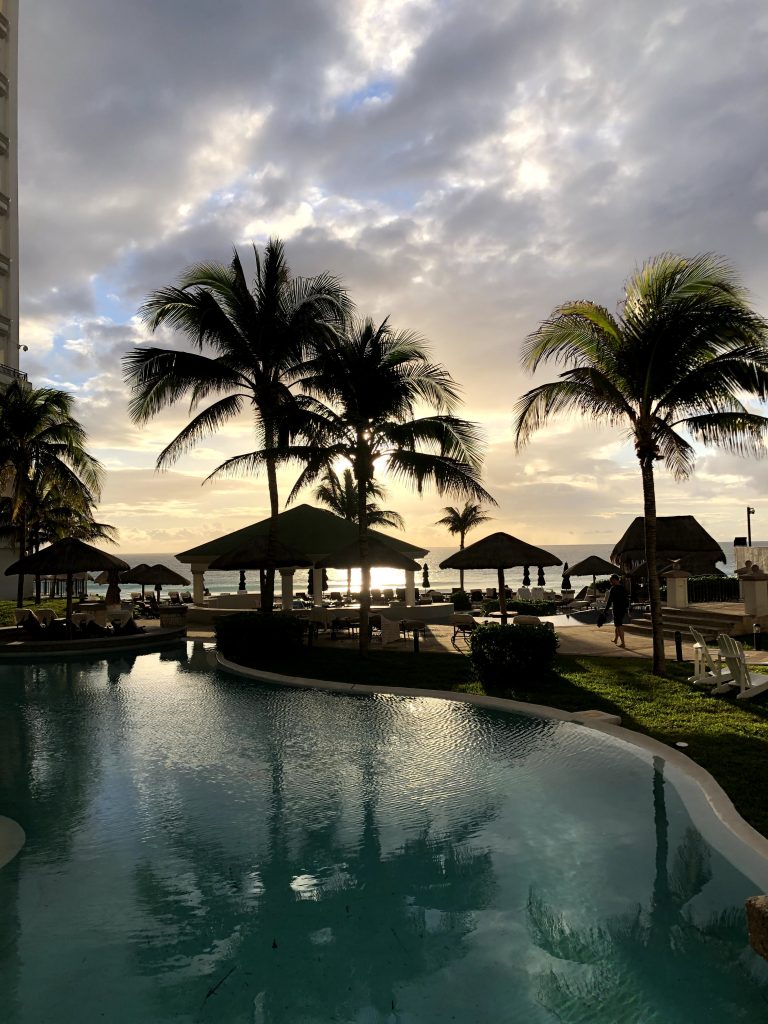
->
[747,506,756,546]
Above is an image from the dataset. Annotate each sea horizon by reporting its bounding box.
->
[82,539,752,597]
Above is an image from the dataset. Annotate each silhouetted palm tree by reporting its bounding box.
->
[233,316,495,650]
[313,467,404,596]
[514,253,768,674]
[123,238,351,612]
[0,382,103,606]
[436,501,492,591]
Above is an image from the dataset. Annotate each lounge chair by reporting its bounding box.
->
[383,589,395,603]
[485,588,497,600]
[529,587,545,602]
[516,587,532,601]
[168,591,182,606]
[470,589,484,603]
[370,589,384,605]
[15,609,45,637]
[687,627,734,689]
[451,613,476,640]
[180,591,193,604]
[396,588,406,601]
[714,635,768,701]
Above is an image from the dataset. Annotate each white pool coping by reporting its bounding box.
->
[0,815,25,869]
[217,653,768,891]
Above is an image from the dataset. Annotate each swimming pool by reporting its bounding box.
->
[1,644,767,1022]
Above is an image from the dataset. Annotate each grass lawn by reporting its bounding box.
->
[0,598,69,627]
[231,645,768,837]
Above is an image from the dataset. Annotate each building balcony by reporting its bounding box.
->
[0,360,26,389]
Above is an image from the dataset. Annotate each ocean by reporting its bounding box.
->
[84,541,743,597]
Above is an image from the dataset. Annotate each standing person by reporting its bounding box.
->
[604,574,630,648]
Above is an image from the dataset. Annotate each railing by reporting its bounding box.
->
[688,576,740,603]
[0,360,26,383]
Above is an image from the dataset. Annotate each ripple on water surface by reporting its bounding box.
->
[0,646,767,1023]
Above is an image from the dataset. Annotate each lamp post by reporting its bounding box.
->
[747,506,756,546]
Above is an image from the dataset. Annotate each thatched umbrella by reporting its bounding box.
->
[4,538,129,633]
[145,563,190,600]
[118,563,153,597]
[440,532,561,624]
[567,555,619,597]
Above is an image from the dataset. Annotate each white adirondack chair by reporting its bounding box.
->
[715,635,768,701]
[687,626,735,689]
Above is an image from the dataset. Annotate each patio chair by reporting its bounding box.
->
[485,588,497,600]
[529,587,545,602]
[470,589,484,603]
[396,588,406,601]
[168,591,182,606]
[687,627,734,689]
[383,588,395,603]
[180,591,193,604]
[370,589,384,605]
[715,635,768,701]
[516,587,532,601]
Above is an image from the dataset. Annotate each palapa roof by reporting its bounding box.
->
[611,516,725,567]
[4,538,129,576]
[143,564,190,586]
[209,538,312,571]
[316,536,422,572]
[177,504,428,564]
[439,532,562,570]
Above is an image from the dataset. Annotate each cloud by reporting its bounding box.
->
[16,0,768,549]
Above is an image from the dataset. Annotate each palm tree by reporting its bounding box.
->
[513,253,768,674]
[313,467,405,596]
[436,501,492,591]
[122,238,351,613]
[0,382,104,606]
[239,316,495,651]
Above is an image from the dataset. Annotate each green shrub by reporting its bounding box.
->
[451,590,472,611]
[469,622,559,694]
[481,598,559,616]
[215,612,305,663]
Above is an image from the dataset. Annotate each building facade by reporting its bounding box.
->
[0,0,19,389]
[0,0,22,597]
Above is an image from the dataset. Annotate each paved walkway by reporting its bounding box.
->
[174,618,768,666]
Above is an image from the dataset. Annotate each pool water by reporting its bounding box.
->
[1,645,767,1023]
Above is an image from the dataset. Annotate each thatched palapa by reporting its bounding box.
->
[316,537,421,573]
[612,516,725,570]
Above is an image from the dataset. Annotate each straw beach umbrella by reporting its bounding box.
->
[118,563,153,597]
[566,555,619,598]
[145,563,190,600]
[4,538,129,634]
[440,532,561,624]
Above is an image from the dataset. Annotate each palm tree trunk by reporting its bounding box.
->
[262,429,280,615]
[15,519,26,609]
[356,442,371,655]
[459,532,465,593]
[640,457,666,675]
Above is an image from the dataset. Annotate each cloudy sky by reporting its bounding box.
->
[17,0,768,553]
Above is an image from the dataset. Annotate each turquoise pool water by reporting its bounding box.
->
[1,645,767,1023]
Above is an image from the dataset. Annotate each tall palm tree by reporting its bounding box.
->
[435,501,492,591]
[0,381,104,606]
[218,316,494,650]
[513,253,768,674]
[122,238,351,613]
[313,467,405,596]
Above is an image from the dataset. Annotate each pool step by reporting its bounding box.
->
[624,607,743,642]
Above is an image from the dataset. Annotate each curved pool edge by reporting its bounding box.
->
[0,815,25,869]
[216,653,768,888]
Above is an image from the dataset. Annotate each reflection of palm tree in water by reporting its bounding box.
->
[132,700,498,1021]
[528,756,768,1021]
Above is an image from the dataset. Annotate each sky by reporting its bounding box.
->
[16,0,768,553]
